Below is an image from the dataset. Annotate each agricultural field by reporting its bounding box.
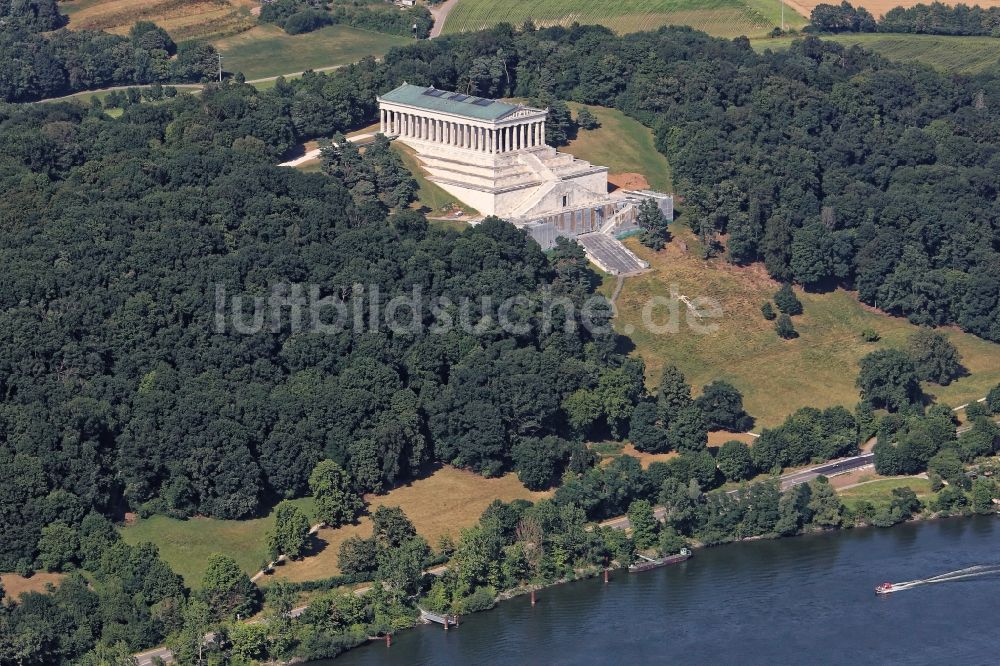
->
[565,103,674,193]
[61,0,257,41]
[753,33,1000,74]
[212,24,410,81]
[442,0,801,39]
[603,230,1000,429]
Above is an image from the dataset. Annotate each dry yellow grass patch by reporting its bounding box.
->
[617,444,679,468]
[265,466,551,584]
[0,572,65,600]
[708,431,758,448]
[64,0,254,40]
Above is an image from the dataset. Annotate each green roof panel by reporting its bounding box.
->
[379,84,522,121]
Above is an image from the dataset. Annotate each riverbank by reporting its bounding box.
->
[292,498,996,664]
[330,515,1000,665]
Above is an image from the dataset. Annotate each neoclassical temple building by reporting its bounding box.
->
[377,84,671,272]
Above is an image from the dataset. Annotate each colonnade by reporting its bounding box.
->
[380,108,545,153]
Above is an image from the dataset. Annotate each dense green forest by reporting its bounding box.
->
[2,17,1000,663]
[0,2,218,103]
[3,13,1000,572]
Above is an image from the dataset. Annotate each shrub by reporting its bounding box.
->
[283,9,333,35]
[860,328,879,342]
[761,302,776,320]
[459,585,497,613]
[987,384,1000,414]
[576,107,600,130]
[774,284,803,315]
[775,314,797,339]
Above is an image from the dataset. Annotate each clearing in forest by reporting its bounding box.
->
[604,231,1000,429]
[120,467,547,587]
[564,103,674,193]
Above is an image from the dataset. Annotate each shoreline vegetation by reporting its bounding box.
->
[264,476,997,664]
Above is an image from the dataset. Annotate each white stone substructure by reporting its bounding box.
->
[377,84,612,221]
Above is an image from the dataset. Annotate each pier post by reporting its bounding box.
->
[604,568,609,584]
[386,633,392,647]
[455,614,460,626]
[444,616,449,631]
[530,589,536,606]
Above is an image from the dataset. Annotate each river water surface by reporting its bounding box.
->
[331,517,1000,665]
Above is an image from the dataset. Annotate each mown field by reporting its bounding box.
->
[62,0,257,41]
[442,0,801,39]
[119,467,547,588]
[838,477,934,512]
[604,231,1000,429]
[753,33,1000,74]
[565,103,674,192]
[120,497,314,588]
[212,24,410,81]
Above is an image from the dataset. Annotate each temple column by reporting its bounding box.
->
[489,128,495,153]
[380,109,386,134]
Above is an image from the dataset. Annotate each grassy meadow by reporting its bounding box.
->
[268,467,551,585]
[603,231,1000,429]
[837,477,935,512]
[212,24,410,81]
[565,103,674,192]
[442,0,788,38]
[119,467,546,588]
[753,33,1000,74]
[120,497,315,588]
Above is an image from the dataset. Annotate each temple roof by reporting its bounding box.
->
[378,84,531,121]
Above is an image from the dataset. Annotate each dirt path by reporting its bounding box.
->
[429,0,461,38]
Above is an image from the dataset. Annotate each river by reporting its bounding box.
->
[329,517,1000,665]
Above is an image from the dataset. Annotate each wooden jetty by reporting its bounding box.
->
[420,608,459,628]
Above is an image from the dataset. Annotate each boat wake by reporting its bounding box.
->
[878,565,1000,594]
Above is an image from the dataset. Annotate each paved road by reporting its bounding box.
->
[576,233,649,275]
[775,454,874,490]
[429,0,461,38]
[278,133,376,167]
[598,452,875,532]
